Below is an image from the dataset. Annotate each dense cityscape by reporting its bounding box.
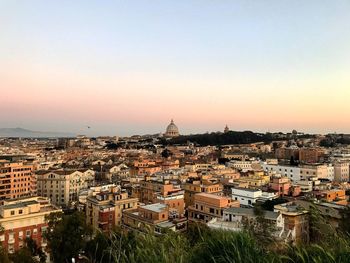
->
[0,121,350,262]
[2,1,350,263]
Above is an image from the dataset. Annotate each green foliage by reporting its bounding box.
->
[45,211,92,263]
[0,246,10,263]
[261,198,288,211]
[190,230,277,263]
[85,232,110,263]
[25,237,46,263]
[9,247,38,263]
[338,206,350,235]
[41,208,350,263]
[80,224,350,263]
[164,131,270,146]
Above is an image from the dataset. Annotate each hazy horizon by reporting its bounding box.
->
[1,1,350,136]
[0,126,346,138]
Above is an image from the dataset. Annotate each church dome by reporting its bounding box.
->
[165,119,180,137]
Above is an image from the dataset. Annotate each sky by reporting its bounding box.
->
[1,1,350,136]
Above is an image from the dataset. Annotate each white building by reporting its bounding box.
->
[231,187,262,206]
[227,160,258,171]
[327,165,334,181]
[294,180,313,192]
[333,162,349,183]
[36,169,95,207]
[261,163,301,182]
[207,207,283,237]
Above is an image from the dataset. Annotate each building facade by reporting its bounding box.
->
[122,203,187,234]
[0,196,61,253]
[188,193,239,223]
[86,186,138,233]
[36,169,95,207]
[0,161,35,201]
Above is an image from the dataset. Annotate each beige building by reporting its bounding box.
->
[122,203,187,234]
[300,164,328,180]
[188,193,239,223]
[333,162,349,183]
[36,169,95,207]
[274,202,309,244]
[0,196,61,253]
[183,179,223,208]
[86,186,138,233]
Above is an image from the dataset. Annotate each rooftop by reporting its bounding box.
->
[195,193,227,200]
[231,187,262,193]
[141,203,167,213]
[2,200,38,210]
[225,207,280,220]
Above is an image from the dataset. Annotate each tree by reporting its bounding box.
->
[338,205,350,236]
[26,237,46,263]
[261,198,288,211]
[161,148,173,158]
[9,247,38,263]
[0,246,10,263]
[45,211,92,263]
[85,232,110,263]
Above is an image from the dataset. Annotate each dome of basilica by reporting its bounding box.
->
[165,119,180,137]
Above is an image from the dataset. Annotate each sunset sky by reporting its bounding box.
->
[1,1,350,136]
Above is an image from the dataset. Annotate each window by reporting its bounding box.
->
[19,210,23,214]
[26,230,31,237]
[10,211,15,215]
[33,229,37,235]
[209,208,215,213]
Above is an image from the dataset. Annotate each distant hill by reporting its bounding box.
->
[0,128,75,138]
[161,131,315,146]
[160,131,269,146]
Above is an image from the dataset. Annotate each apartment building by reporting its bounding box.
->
[269,177,292,196]
[274,202,309,244]
[300,164,328,180]
[122,203,187,234]
[231,187,262,206]
[299,148,325,164]
[0,161,35,201]
[275,147,299,161]
[0,196,61,253]
[36,169,95,207]
[226,160,255,171]
[315,189,346,204]
[294,180,313,192]
[182,179,222,208]
[333,162,349,183]
[86,186,138,233]
[327,165,335,181]
[262,163,301,182]
[208,207,283,236]
[188,193,239,223]
[131,160,162,176]
[156,189,185,217]
[236,171,270,187]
